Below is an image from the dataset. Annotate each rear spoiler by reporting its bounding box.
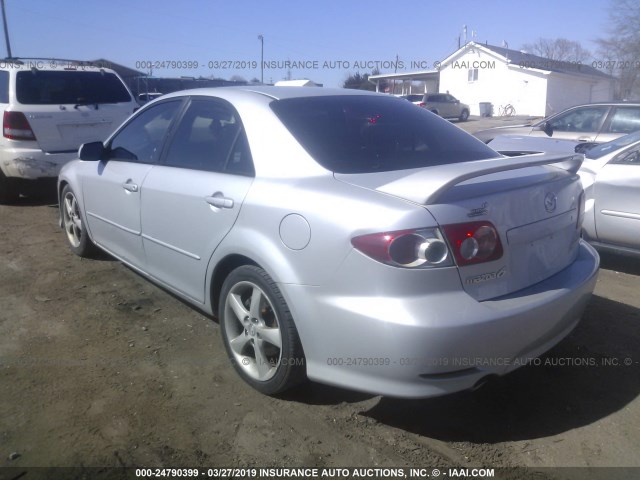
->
[374,153,584,205]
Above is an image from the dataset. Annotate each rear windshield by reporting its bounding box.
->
[16,71,132,105]
[270,95,497,173]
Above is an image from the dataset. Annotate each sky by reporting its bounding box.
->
[2,0,613,88]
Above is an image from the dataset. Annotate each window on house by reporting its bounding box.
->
[468,68,478,82]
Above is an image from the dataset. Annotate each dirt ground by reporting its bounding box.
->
[1,122,639,478]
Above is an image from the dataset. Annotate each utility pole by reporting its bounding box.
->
[1,0,12,58]
[258,34,264,84]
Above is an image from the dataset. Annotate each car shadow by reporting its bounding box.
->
[356,295,640,443]
[279,381,375,406]
[5,192,59,207]
[598,251,640,277]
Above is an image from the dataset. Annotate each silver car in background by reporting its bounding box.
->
[578,131,640,257]
[475,102,640,144]
[488,131,640,257]
[58,87,598,398]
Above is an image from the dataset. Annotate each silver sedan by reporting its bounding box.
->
[579,131,640,257]
[58,87,599,398]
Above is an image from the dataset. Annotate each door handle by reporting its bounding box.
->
[205,192,234,209]
[122,181,139,192]
[577,137,592,142]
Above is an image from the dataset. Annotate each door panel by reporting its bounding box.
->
[82,100,183,267]
[593,152,640,249]
[140,97,255,303]
[83,161,152,266]
[140,167,253,303]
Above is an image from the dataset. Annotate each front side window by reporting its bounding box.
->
[109,100,182,163]
[163,98,253,175]
[271,95,498,174]
[16,70,132,105]
[548,106,608,133]
[605,107,640,134]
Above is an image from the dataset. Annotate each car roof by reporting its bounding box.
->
[564,102,640,108]
[0,58,119,73]
[159,86,382,102]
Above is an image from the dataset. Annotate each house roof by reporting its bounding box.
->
[447,42,613,80]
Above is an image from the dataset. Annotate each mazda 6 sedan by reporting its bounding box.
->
[58,87,599,398]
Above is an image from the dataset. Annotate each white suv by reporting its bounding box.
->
[0,59,138,202]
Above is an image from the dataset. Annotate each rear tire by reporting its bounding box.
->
[219,265,306,395]
[61,184,99,257]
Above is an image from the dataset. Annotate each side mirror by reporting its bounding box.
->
[538,121,553,137]
[78,141,106,161]
[574,142,599,154]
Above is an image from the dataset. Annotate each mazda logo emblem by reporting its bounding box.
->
[544,192,557,213]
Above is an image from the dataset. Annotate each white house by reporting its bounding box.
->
[439,42,616,117]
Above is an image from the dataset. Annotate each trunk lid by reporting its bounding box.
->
[336,154,585,300]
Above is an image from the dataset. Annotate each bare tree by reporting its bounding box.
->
[596,0,640,99]
[521,38,591,63]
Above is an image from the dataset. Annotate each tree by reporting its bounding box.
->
[596,0,640,99]
[343,70,383,91]
[521,38,592,63]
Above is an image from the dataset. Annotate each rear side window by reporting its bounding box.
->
[271,95,497,173]
[606,106,640,134]
[164,98,254,175]
[16,71,132,105]
[0,71,8,103]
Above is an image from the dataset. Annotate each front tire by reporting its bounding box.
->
[459,109,470,121]
[219,265,306,395]
[61,185,98,257]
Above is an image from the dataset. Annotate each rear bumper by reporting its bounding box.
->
[281,240,599,398]
[0,145,76,180]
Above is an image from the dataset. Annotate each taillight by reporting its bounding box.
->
[418,102,426,107]
[3,111,36,141]
[442,221,503,267]
[351,228,452,268]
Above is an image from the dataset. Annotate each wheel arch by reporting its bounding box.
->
[206,224,308,315]
[209,254,260,315]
